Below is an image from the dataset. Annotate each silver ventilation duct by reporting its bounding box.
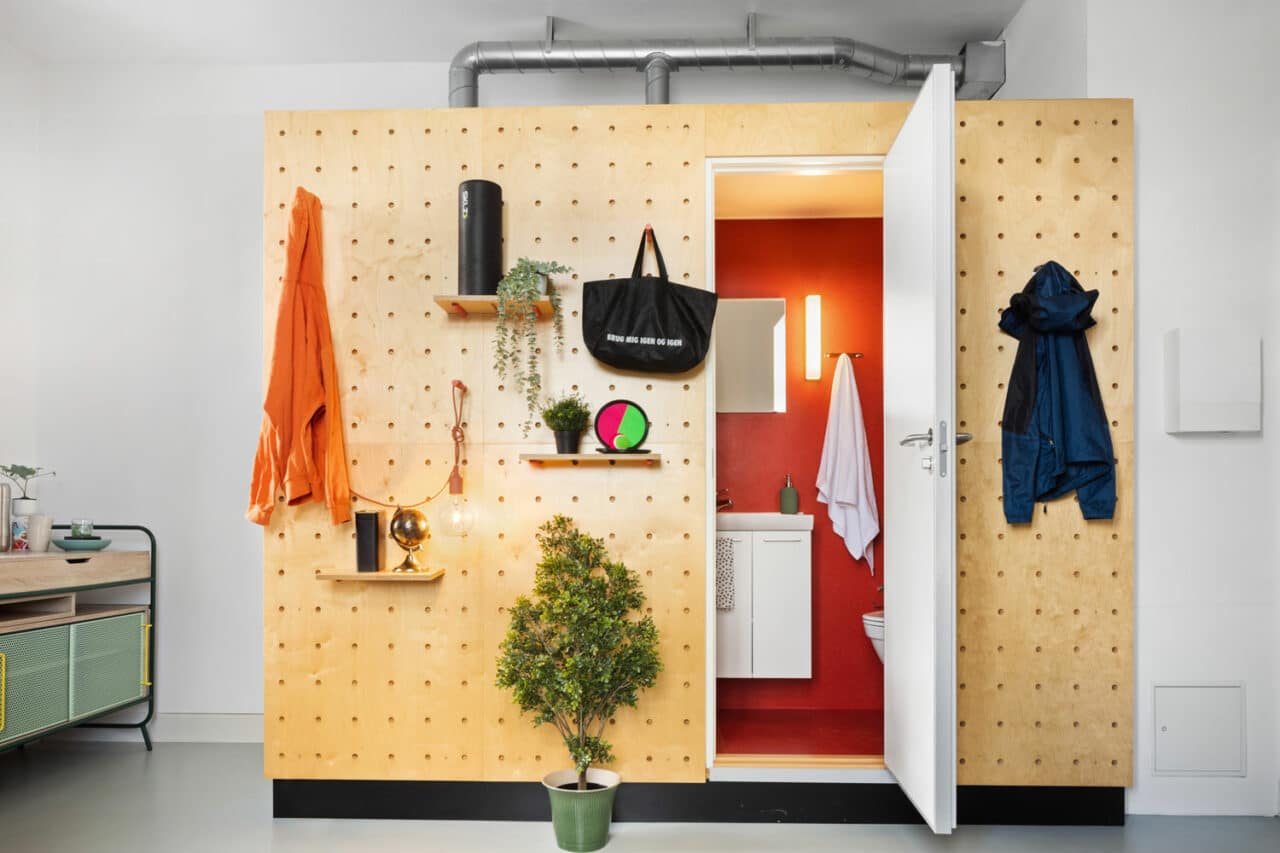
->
[449,17,1005,107]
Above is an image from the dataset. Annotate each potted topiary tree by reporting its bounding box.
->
[497,515,661,852]
[0,464,55,516]
[494,258,572,436]
[541,393,592,454]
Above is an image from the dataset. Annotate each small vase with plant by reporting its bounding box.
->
[494,258,571,436]
[0,464,55,516]
[541,392,592,455]
[497,515,661,852]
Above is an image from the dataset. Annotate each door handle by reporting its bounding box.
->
[899,428,933,447]
[956,432,973,445]
[142,623,153,688]
[761,537,803,543]
[0,651,6,733]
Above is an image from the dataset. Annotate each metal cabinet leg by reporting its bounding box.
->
[141,724,153,751]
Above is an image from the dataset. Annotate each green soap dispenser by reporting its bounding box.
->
[779,474,799,515]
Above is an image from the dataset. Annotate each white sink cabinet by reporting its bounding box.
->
[715,514,813,679]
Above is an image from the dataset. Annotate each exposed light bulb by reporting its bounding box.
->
[440,493,475,537]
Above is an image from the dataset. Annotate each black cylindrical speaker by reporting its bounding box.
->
[458,179,503,295]
[355,511,383,572]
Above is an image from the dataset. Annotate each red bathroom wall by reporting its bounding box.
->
[715,218,885,712]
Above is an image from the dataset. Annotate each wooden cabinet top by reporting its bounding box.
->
[0,550,151,597]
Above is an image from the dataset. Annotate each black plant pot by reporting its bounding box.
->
[553,430,582,454]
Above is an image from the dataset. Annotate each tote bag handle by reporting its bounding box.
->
[630,225,670,282]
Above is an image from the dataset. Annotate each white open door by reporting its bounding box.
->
[882,64,957,834]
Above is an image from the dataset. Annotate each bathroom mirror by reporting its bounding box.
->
[716,298,786,413]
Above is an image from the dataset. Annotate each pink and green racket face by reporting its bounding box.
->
[594,400,649,451]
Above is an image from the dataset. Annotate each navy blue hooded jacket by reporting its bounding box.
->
[999,262,1116,523]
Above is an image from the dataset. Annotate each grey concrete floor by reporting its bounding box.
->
[0,742,1277,852]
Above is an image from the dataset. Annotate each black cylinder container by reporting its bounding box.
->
[458,179,503,295]
[355,511,383,572]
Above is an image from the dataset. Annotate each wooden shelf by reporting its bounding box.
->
[316,569,445,582]
[432,294,552,318]
[0,603,150,637]
[519,452,662,467]
[0,593,76,632]
[713,754,886,770]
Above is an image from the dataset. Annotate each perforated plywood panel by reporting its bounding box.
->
[263,106,708,783]
[263,99,1133,788]
[952,100,1134,786]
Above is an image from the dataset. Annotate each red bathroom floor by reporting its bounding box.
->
[716,708,884,756]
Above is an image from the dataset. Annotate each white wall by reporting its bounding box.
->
[24,8,1280,817]
[0,36,41,463]
[1084,0,1280,816]
[997,0,1279,817]
[996,0,1087,100]
[25,61,912,726]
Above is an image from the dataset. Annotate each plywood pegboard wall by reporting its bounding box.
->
[263,106,709,783]
[952,100,1134,786]
[263,98,1133,788]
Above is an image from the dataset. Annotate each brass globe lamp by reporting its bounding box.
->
[389,506,431,573]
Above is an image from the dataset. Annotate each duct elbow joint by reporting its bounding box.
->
[449,43,482,108]
[644,53,675,105]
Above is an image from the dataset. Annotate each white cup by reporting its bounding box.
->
[26,514,53,552]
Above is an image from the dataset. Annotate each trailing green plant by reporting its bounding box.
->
[0,464,55,499]
[494,258,571,435]
[541,392,592,433]
[496,515,662,790]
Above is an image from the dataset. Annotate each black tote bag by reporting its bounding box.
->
[582,228,718,373]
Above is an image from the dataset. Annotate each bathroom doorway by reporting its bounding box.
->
[704,68,958,835]
[705,156,890,776]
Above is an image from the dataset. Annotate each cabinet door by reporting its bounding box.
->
[750,531,812,678]
[714,534,753,678]
[0,624,70,745]
[70,613,146,719]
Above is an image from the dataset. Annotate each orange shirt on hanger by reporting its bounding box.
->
[247,186,351,526]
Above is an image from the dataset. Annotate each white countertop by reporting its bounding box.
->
[715,512,814,532]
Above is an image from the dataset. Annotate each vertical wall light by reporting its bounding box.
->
[804,294,822,381]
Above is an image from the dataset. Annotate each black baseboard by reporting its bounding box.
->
[958,785,1125,826]
[274,780,1124,826]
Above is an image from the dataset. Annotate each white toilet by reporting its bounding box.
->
[862,610,884,663]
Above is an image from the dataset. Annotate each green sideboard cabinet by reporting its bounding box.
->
[1,613,149,748]
[0,525,156,751]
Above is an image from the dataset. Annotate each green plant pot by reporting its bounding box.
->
[543,768,620,852]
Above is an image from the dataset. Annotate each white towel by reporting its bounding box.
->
[816,354,880,573]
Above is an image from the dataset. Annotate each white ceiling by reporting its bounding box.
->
[2,0,1023,65]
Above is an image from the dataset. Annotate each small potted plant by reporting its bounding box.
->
[497,516,661,852]
[0,465,55,516]
[494,258,571,435]
[541,393,592,455]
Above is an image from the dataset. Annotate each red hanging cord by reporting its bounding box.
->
[350,379,468,509]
